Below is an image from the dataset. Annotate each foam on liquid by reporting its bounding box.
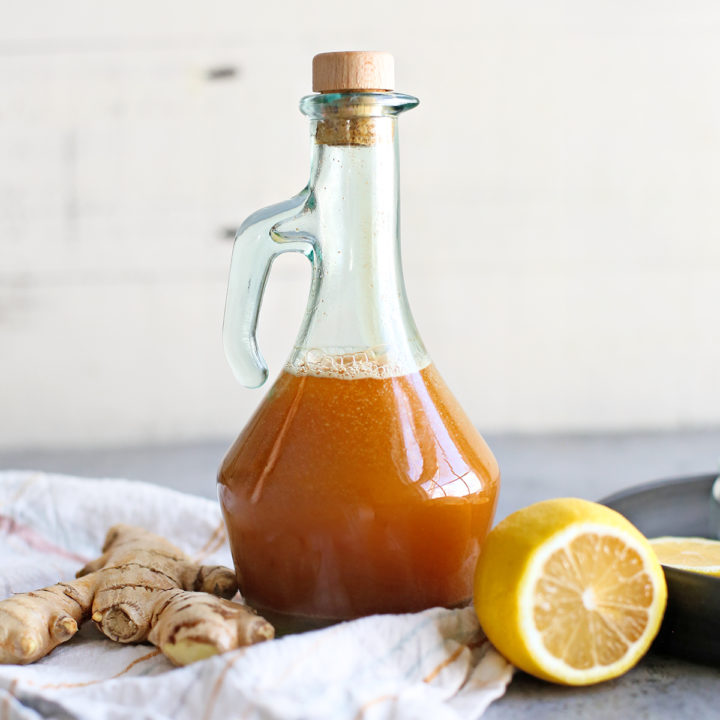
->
[286,347,428,380]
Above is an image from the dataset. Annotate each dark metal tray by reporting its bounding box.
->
[601,473,720,664]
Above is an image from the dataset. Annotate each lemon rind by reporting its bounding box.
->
[649,536,720,545]
[659,565,720,576]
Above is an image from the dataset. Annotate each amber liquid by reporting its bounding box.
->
[218,364,500,627]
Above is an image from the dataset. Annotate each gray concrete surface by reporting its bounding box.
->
[2,428,719,716]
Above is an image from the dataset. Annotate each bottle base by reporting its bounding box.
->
[253,607,342,636]
[253,598,474,637]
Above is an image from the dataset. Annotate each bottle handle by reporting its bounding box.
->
[223,190,315,388]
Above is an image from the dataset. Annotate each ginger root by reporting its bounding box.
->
[148,589,274,666]
[0,524,273,666]
[0,576,96,664]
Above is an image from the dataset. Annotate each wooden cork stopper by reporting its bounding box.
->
[313,51,394,93]
[315,117,392,146]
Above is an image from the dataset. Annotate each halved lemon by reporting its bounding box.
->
[473,498,667,685]
[649,536,720,576]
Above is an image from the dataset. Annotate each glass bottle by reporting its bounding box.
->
[218,52,500,631]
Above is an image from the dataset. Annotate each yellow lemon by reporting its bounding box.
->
[473,498,667,685]
[649,536,720,576]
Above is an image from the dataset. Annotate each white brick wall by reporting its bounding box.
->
[2,1,719,448]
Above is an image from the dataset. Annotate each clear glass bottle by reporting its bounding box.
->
[218,52,500,631]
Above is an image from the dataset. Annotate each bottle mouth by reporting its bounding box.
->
[300,92,419,119]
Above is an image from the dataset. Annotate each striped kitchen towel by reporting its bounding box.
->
[0,472,513,720]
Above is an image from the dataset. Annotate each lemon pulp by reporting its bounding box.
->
[529,528,656,672]
[649,536,720,576]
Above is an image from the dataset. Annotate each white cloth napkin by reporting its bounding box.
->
[0,471,513,720]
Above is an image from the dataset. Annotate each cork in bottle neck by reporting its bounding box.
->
[311,51,395,147]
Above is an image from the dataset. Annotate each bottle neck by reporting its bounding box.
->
[309,116,400,291]
[286,108,428,379]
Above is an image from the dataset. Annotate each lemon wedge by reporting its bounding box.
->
[473,498,667,685]
[649,536,720,576]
